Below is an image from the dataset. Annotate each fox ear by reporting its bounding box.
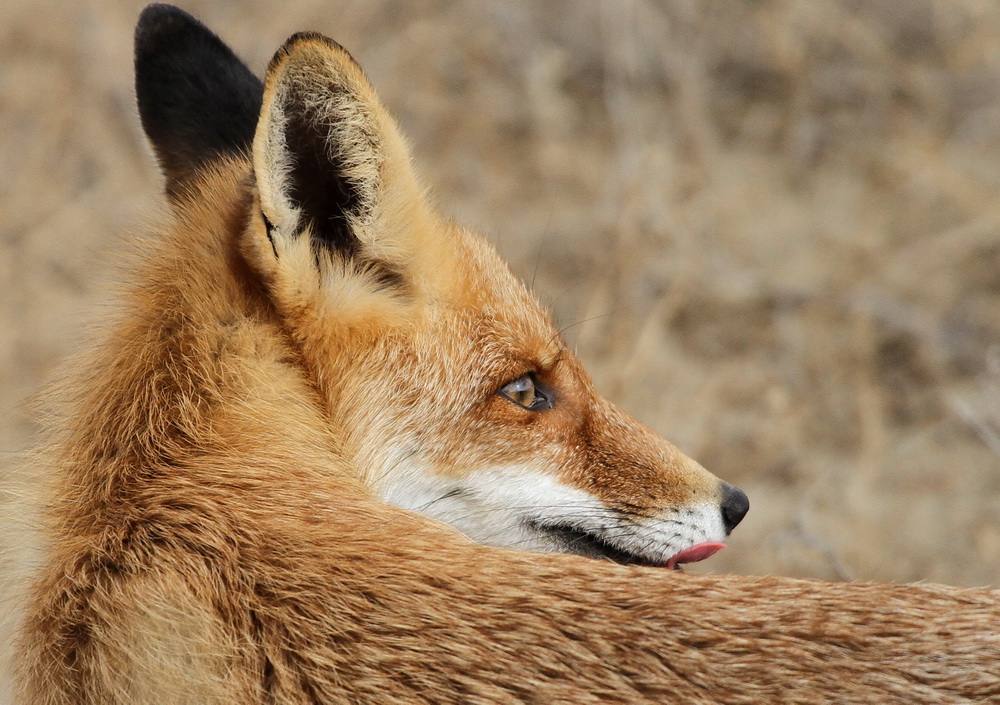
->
[252,33,422,278]
[134,4,263,200]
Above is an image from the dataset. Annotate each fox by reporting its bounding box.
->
[8,5,999,704]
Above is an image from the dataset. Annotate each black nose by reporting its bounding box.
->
[720,483,750,534]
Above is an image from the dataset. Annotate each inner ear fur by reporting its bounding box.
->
[254,33,411,264]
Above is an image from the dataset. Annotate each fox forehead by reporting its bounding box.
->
[427,228,565,373]
[417,304,566,400]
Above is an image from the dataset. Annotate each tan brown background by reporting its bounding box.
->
[2,0,1000,588]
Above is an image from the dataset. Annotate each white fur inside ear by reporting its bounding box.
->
[255,82,303,241]
[312,79,382,222]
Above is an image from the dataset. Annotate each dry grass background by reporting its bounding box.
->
[3,0,1000,592]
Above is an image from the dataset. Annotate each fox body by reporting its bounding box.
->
[10,5,1000,704]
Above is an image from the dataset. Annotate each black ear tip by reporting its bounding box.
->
[137,3,191,25]
[267,32,357,75]
[282,31,348,54]
[135,4,201,51]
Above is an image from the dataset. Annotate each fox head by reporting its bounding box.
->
[134,4,748,569]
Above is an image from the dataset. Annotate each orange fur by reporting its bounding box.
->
[9,7,1000,703]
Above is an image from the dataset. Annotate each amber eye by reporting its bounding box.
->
[498,373,552,411]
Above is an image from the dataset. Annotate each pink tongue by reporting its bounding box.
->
[665,541,726,570]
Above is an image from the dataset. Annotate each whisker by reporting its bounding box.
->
[367,447,421,488]
[416,488,465,512]
[556,308,628,339]
[530,208,554,292]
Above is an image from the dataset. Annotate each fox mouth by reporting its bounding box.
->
[526,521,725,570]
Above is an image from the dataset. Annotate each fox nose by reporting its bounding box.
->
[720,483,750,534]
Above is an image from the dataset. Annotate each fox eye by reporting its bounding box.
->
[498,373,552,411]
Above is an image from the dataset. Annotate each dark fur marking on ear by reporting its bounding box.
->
[135,4,263,200]
[261,211,279,259]
[361,258,408,292]
[283,88,367,257]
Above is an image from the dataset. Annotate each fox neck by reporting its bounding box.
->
[47,165,348,523]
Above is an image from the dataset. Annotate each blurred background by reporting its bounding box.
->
[2,0,1000,587]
